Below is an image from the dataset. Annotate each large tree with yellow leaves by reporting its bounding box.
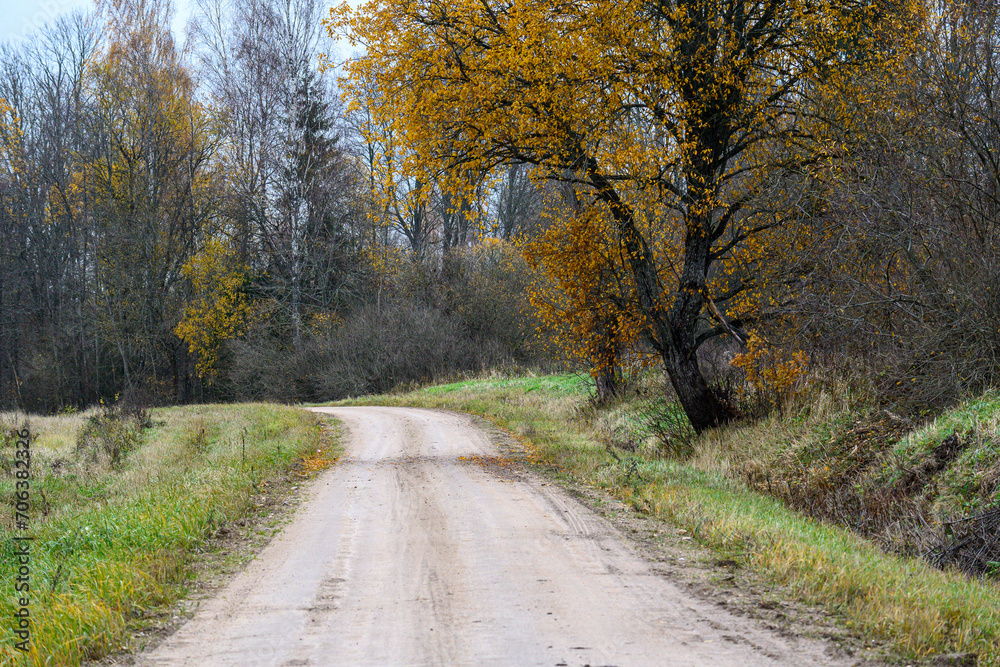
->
[332,0,918,430]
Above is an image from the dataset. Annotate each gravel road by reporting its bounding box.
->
[139,406,857,666]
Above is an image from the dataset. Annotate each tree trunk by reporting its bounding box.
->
[591,315,623,403]
[662,346,731,432]
[593,364,623,404]
[588,164,736,432]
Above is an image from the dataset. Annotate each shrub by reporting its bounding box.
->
[76,398,151,470]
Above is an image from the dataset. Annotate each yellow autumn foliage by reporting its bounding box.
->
[329,0,921,429]
[0,98,26,184]
[175,239,258,380]
[731,333,807,397]
[329,0,921,320]
[523,197,650,374]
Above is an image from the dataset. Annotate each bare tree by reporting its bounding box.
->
[191,0,358,346]
[490,163,543,241]
[0,13,101,409]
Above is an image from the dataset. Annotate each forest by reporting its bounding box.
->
[2,0,999,431]
[0,0,550,411]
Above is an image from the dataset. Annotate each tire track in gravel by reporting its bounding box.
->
[138,406,867,667]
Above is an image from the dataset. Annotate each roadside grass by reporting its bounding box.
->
[700,385,1000,574]
[875,390,1000,516]
[338,372,1000,665]
[0,403,339,666]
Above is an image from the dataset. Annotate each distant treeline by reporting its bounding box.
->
[0,0,551,411]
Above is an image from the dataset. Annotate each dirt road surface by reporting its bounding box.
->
[139,406,858,666]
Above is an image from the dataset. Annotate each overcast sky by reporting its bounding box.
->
[1,0,194,47]
[1,0,357,67]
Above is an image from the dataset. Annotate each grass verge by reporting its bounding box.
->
[0,403,340,666]
[337,372,1000,665]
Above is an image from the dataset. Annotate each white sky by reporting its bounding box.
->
[0,0,194,45]
[1,0,357,66]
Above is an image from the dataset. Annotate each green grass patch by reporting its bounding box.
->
[877,390,1000,515]
[421,372,590,397]
[338,374,1000,665]
[0,403,340,666]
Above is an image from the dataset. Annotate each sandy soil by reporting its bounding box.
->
[136,406,871,666]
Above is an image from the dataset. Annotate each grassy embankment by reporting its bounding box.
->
[341,373,1000,665]
[0,403,339,666]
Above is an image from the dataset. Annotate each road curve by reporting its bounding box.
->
[139,406,853,666]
